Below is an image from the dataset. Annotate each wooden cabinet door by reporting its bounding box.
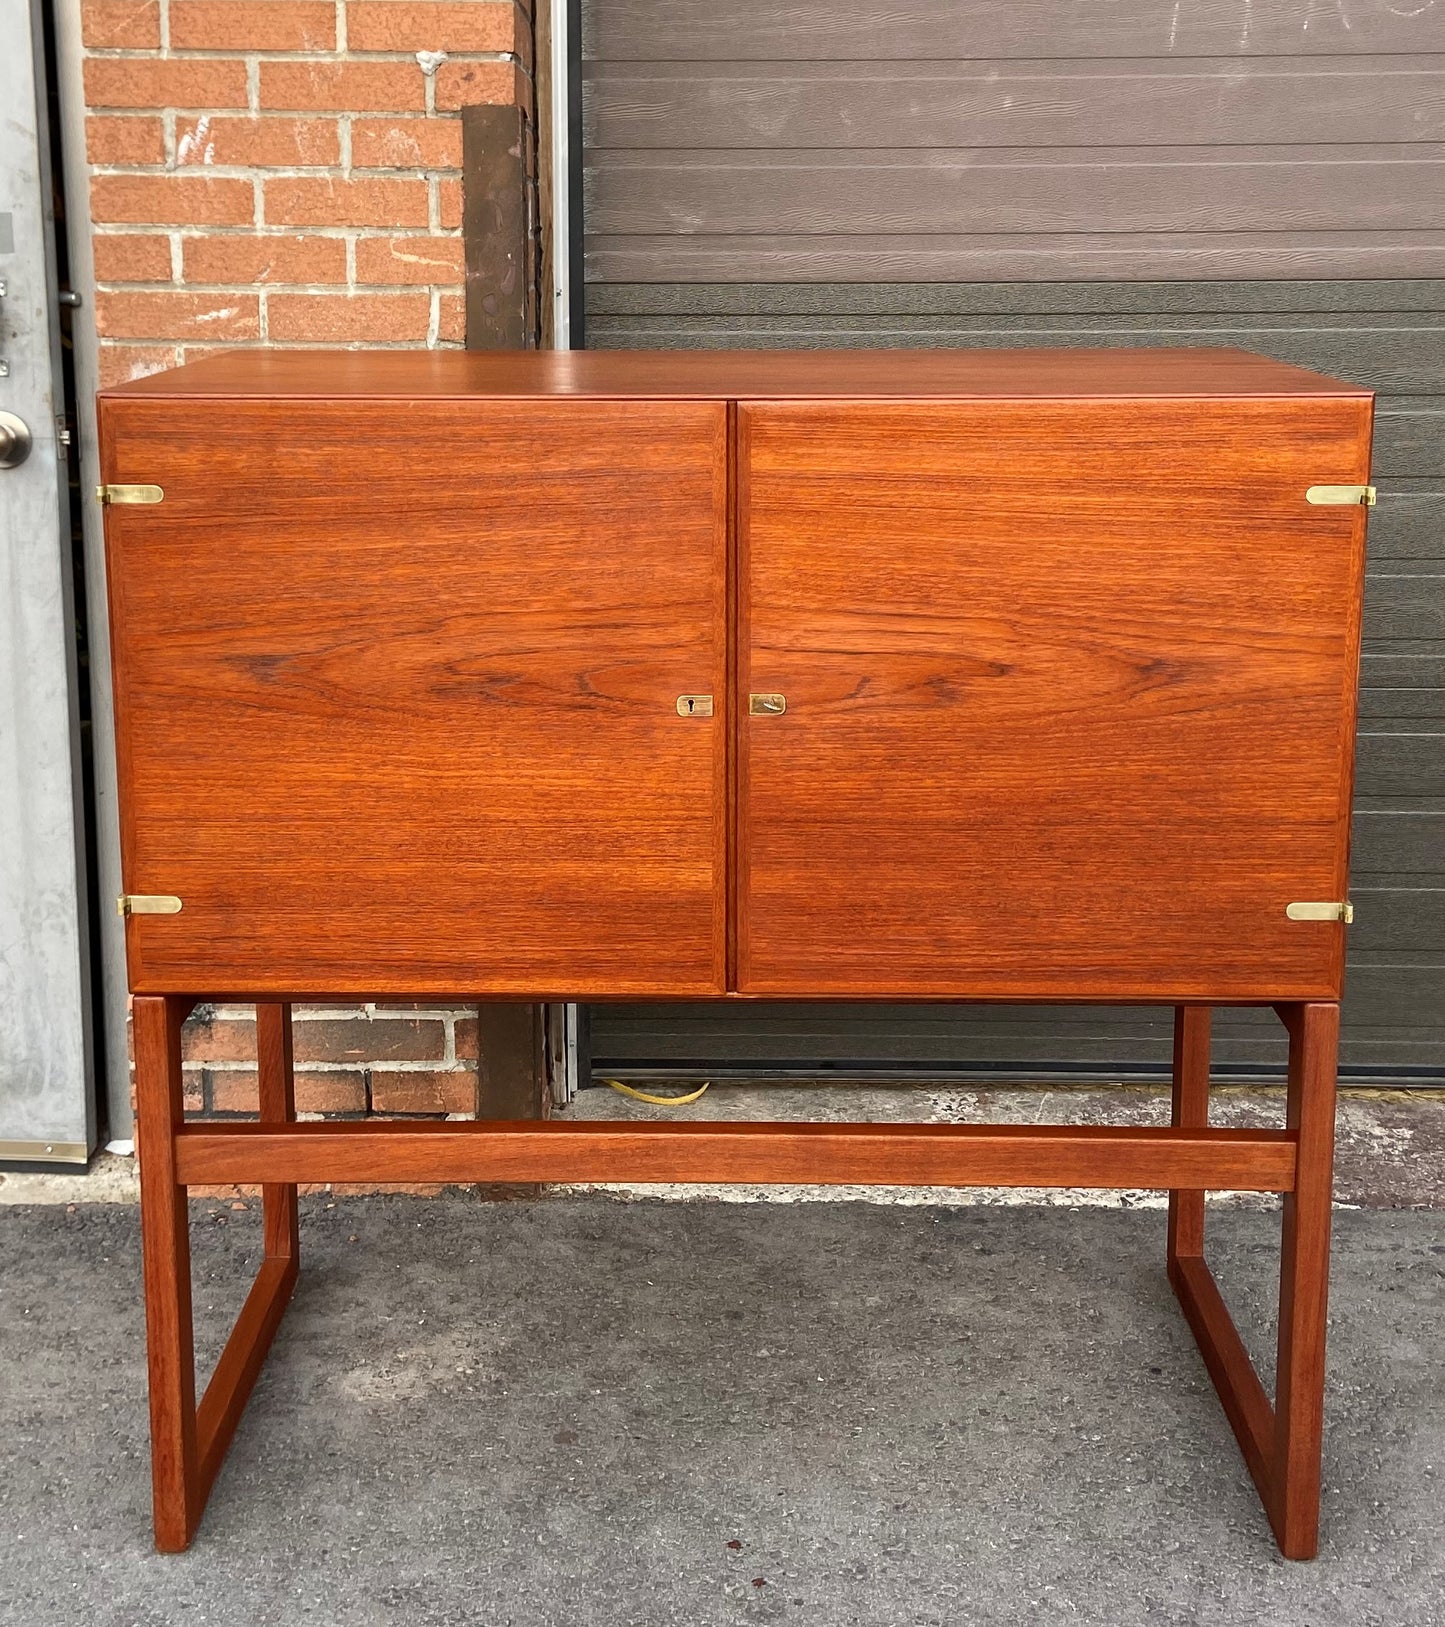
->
[736,397,1372,1000]
[102,399,727,997]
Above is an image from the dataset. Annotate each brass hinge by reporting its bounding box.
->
[1286,901,1353,924]
[117,894,183,917]
[1305,485,1375,508]
[96,483,163,506]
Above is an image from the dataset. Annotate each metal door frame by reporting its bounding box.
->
[0,0,95,1161]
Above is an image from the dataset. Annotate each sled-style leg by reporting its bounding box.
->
[135,998,301,1551]
[1168,1001,1339,1559]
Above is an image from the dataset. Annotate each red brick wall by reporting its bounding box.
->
[177,1004,481,1118]
[82,0,531,387]
[87,1,535,1116]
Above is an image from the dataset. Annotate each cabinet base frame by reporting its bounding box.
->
[132,995,1338,1559]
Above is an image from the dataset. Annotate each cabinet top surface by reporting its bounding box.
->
[100,346,1371,402]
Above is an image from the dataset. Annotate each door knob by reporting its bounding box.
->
[0,410,32,469]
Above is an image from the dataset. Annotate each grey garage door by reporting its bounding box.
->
[579,1,1445,1081]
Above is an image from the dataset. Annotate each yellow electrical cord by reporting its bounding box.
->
[602,1078,710,1107]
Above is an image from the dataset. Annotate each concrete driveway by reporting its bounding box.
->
[2,1184,1442,1627]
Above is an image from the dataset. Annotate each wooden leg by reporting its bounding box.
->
[1167,1005,1212,1266]
[134,995,200,1553]
[1169,1000,1339,1560]
[258,1004,300,1260]
[136,999,303,1551]
[190,1004,302,1521]
[1271,999,1339,1559]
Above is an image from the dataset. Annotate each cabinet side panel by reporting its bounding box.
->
[737,397,1371,1000]
[101,398,728,997]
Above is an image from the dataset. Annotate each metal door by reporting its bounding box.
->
[0,0,93,1162]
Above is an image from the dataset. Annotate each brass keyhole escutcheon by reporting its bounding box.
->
[749,693,787,716]
[676,694,714,718]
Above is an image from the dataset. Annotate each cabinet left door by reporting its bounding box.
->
[100,397,728,998]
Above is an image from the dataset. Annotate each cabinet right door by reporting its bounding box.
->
[735,396,1372,1001]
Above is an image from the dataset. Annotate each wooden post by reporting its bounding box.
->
[475,1002,550,1197]
[133,995,199,1552]
[1271,1000,1340,1559]
[257,1003,299,1260]
[476,1001,548,1120]
[461,103,539,351]
[1167,1004,1212,1265]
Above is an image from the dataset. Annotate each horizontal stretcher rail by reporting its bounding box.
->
[174,1119,1297,1192]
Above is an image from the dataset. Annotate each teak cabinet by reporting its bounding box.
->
[102,351,1370,1005]
[98,348,1374,1559]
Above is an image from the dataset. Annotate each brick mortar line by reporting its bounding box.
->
[206,1007,476,1017]
[83,49,517,61]
[100,345,470,364]
[107,335,467,343]
[198,1004,477,1018]
[93,231,462,239]
[99,282,462,291]
[87,166,465,177]
[190,1060,474,1073]
[101,337,470,349]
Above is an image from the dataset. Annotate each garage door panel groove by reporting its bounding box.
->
[584,0,1445,62]
[586,59,1445,152]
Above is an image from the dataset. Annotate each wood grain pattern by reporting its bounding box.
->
[99,346,1369,403]
[171,1118,1298,1191]
[102,398,728,997]
[737,396,1372,999]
